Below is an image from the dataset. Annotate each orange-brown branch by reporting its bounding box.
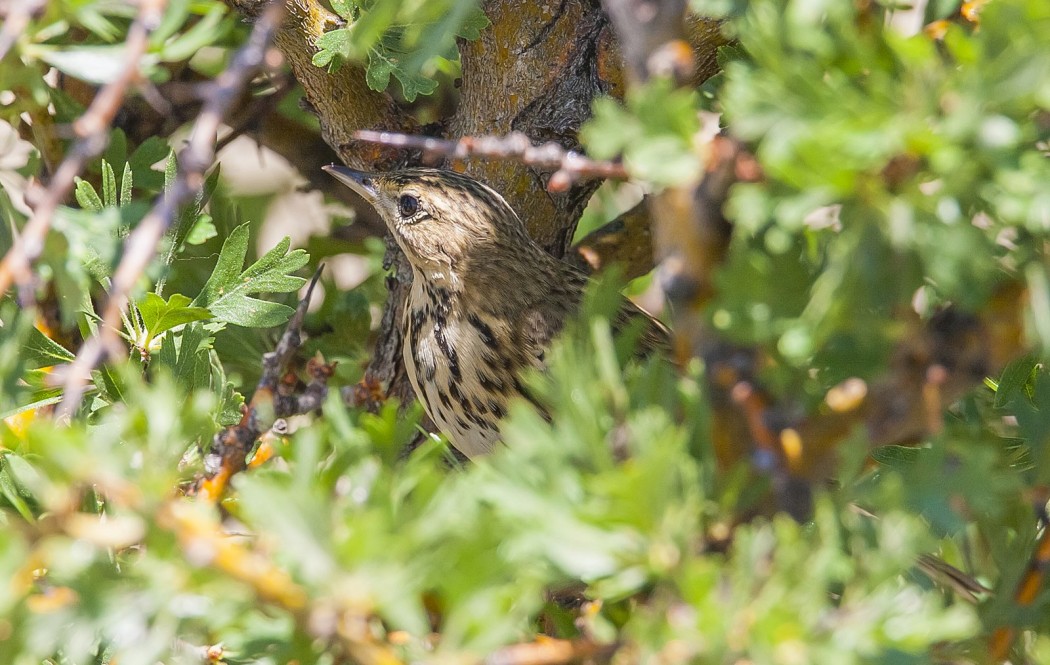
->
[571,202,654,280]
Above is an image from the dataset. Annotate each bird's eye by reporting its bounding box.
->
[398,194,420,218]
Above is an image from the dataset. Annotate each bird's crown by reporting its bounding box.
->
[324,166,534,272]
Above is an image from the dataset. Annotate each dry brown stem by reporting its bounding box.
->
[197,269,331,500]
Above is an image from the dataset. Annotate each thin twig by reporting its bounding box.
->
[196,268,332,500]
[350,130,629,192]
[55,0,287,419]
[0,0,44,62]
[0,0,166,303]
[162,498,401,665]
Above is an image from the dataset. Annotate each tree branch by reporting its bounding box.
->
[452,0,619,255]
[225,0,419,168]
[570,201,654,280]
[0,0,166,303]
[352,129,628,191]
[197,269,331,500]
[0,0,44,62]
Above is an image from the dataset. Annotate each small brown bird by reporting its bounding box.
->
[325,165,663,457]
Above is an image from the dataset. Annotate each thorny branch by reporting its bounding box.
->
[196,269,333,501]
[0,0,44,62]
[0,0,166,303]
[351,130,629,192]
[55,0,287,419]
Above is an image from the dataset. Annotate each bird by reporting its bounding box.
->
[324,165,665,458]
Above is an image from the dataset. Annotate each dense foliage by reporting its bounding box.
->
[1,0,1049,663]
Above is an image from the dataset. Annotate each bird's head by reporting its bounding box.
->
[324,166,530,274]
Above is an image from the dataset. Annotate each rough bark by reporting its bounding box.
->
[227,0,418,169]
[452,0,621,254]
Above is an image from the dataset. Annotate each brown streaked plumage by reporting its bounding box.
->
[324,165,665,457]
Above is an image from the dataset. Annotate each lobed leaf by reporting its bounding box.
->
[192,223,309,328]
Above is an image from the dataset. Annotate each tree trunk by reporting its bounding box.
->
[227,0,725,411]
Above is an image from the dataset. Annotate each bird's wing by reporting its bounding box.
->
[519,262,670,366]
[613,298,672,358]
[522,307,564,369]
[521,291,670,367]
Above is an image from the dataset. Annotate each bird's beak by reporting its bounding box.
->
[323,165,378,204]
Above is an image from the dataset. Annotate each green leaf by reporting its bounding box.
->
[24,327,75,369]
[129,138,170,191]
[581,80,701,186]
[626,135,701,186]
[74,178,104,212]
[0,391,64,424]
[164,149,177,192]
[330,0,355,18]
[364,49,394,91]
[456,6,490,40]
[153,321,211,388]
[193,223,309,327]
[50,205,124,283]
[0,186,26,249]
[870,445,923,469]
[0,454,37,522]
[137,292,213,341]
[150,0,191,45]
[367,49,438,102]
[925,0,963,23]
[313,28,354,68]
[36,46,129,85]
[70,2,128,41]
[119,161,133,207]
[185,214,217,245]
[174,167,221,252]
[101,160,117,208]
[994,354,1038,408]
[158,6,228,63]
[157,166,222,296]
